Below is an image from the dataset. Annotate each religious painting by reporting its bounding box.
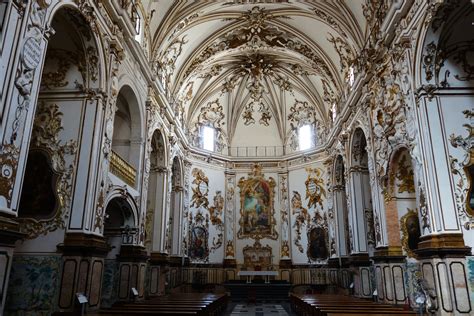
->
[190,227,208,259]
[307,210,329,262]
[400,209,421,257]
[243,240,272,270]
[18,150,58,219]
[237,164,277,240]
[188,211,209,262]
[307,227,328,261]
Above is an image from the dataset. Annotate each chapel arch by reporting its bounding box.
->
[111,85,144,187]
[17,6,103,234]
[385,147,419,257]
[415,0,474,89]
[101,195,138,305]
[103,196,138,255]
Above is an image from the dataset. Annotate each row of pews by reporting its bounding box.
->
[290,294,419,316]
[90,293,227,316]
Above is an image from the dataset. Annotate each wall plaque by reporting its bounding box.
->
[22,37,41,70]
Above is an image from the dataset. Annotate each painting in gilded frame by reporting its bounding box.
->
[237,164,278,240]
[188,211,209,262]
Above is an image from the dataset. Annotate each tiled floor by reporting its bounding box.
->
[230,303,289,315]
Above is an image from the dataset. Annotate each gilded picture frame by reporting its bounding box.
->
[400,208,421,258]
[237,164,278,240]
[243,240,273,270]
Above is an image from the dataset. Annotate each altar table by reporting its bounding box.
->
[237,271,279,284]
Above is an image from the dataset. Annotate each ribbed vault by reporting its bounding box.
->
[143,1,368,153]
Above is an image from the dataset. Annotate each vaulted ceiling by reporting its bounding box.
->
[143,1,369,152]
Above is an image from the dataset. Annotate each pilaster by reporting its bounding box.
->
[224,171,236,263]
[415,234,472,315]
[0,1,52,215]
[56,233,108,312]
[0,216,25,315]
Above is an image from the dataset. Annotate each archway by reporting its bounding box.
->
[17,6,102,238]
[8,6,106,314]
[101,196,137,306]
[110,85,143,187]
[385,148,418,257]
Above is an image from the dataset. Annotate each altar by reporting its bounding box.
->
[237,271,279,284]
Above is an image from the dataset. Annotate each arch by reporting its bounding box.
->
[17,6,105,237]
[349,128,368,168]
[116,76,146,125]
[100,195,138,306]
[385,147,418,257]
[414,0,474,88]
[112,84,145,185]
[44,2,106,90]
[104,197,136,230]
[104,189,140,229]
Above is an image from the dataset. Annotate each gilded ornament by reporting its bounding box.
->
[243,239,273,270]
[190,99,227,152]
[291,191,308,253]
[0,144,20,207]
[225,240,235,258]
[281,240,290,258]
[242,102,255,125]
[400,209,421,258]
[190,168,224,251]
[395,154,415,194]
[18,102,77,239]
[305,167,326,210]
[258,102,272,126]
[449,110,474,221]
[190,168,209,209]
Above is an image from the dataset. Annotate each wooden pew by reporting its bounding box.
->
[290,293,417,316]
[94,293,227,316]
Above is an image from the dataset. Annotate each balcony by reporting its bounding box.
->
[227,146,287,157]
[110,150,136,187]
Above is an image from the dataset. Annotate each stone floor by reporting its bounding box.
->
[228,302,291,315]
